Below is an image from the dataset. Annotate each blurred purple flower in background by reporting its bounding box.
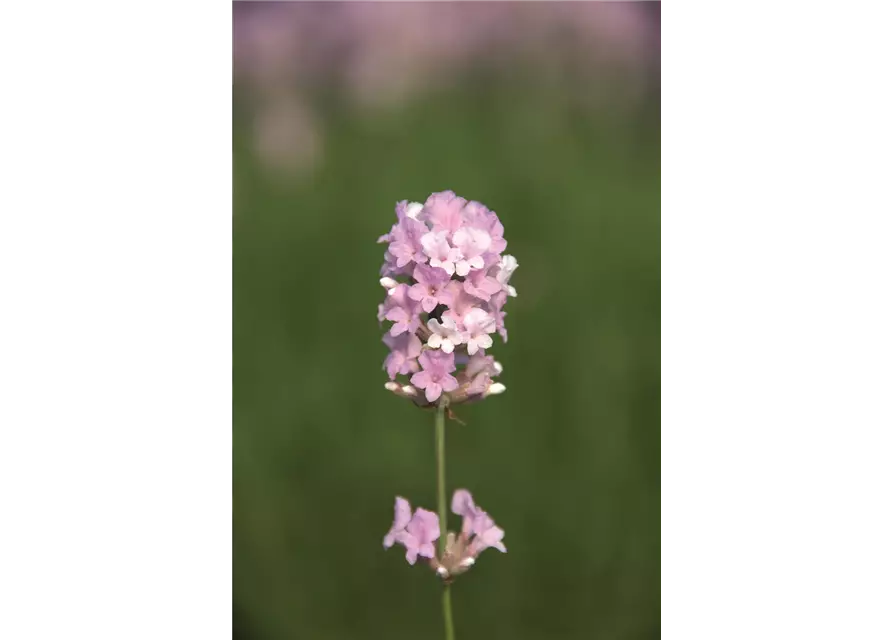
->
[233,1,660,176]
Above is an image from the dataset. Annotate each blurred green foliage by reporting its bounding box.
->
[234,80,659,639]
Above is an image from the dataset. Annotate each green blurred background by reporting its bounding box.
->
[234,3,659,638]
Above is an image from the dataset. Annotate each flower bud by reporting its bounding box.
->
[485,382,506,396]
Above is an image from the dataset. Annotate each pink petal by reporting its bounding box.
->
[394,497,412,530]
[383,533,396,549]
[425,382,442,403]
[410,371,431,389]
[436,289,454,307]
[406,334,422,358]
[389,323,406,337]
[385,354,399,380]
[417,350,433,370]
[384,307,405,323]
[407,284,426,302]
[417,509,441,542]
[482,279,502,295]
[451,489,475,516]
[441,374,459,393]
[422,296,437,313]
[462,515,475,537]
[490,237,507,254]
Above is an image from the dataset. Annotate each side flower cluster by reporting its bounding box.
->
[383,490,506,580]
[377,191,518,405]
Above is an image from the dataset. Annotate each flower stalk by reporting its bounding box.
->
[436,400,455,640]
[378,192,514,639]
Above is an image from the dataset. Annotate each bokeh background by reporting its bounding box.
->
[233,3,660,639]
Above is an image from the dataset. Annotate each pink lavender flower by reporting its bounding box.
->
[383,288,421,336]
[451,226,492,276]
[493,254,519,297]
[488,291,509,343]
[426,316,465,354]
[383,332,422,380]
[421,229,462,276]
[463,352,500,380]
[383,499,441,565]
[462,308,496,355]
[388,206,429,269]
[384,490,506,578]
[425,191,467,234]
[408,264,453,313]
[468,513,507,555]
[401,508,441,564]
[465,371,492,397]
[457,200,491,229]
[445,352,503,401]
[457,200,508,258]
[451,489,479,536]
[377,191,517,405]
[450,489,507,556]
[463,265,502,301]
[377,282,412,322]
[441,285,480,327]
[411,350,460,403]
[379,249,402,278]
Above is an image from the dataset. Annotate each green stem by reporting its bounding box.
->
[442,586,455,640]
[435,402,448,555]
[435,401,455,640]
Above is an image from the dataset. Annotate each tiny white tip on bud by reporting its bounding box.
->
[459,557,475,568]
[406,202,424,219]
[402,385,417,396]
[486,383,506,397]
[436,566,449,578]
[493,361,504,375]
[384,382,400,392]
[380,277,398,289]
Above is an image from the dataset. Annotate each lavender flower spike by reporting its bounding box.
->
[377,192,518,406]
